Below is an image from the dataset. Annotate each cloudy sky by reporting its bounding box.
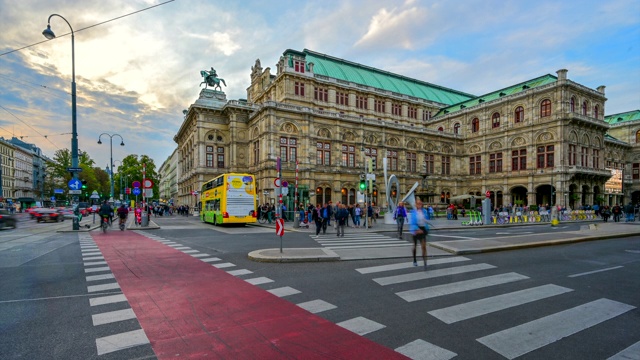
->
[1,0,639,172]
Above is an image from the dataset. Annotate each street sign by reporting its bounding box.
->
[54,188,64,194]
[144,189,153,198]
[486,190,491,198]
[132,181,141,188]
[67,167,83,173]
[125,188,131,194]
[143,179,154,188]
[68,190,82,194]
[68,178,82,190]
[132,187,141,195]
[282,187,289,196]
[276,218,284,236]
[274,178,280,187]
[281,181,288,188]
[50,196,56,201]
[366,174,376,180]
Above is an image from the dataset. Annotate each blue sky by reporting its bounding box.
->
[1,0,639,170]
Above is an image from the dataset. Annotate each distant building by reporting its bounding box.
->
[174,49,637,211]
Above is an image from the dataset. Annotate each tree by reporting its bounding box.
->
[113,154,159,202]
[50,148,97,203]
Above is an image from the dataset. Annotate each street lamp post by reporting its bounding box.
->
[98,133,125,201]
[43,14,80,230]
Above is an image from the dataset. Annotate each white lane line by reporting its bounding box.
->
[92,308,137,326]
[86,273,115,282]
[213,262,235,269]
[96,329,150,355]
[227,269,253,276]
[395,339,457,360]
[90,294,128,306]
[297,299,337,314]
[374,263,496,286]
[568,266,624,278]
[607,340,640,360]
[88,283,121,293]
[201,257,222,263]
[190,253,210,258]
[356,257,470,274]
[268,286,301,297]
[429,234,480,240]
[182,250,199,254]
[337,316,385,336]
[82,256,104,261]
[477,298,636,359]
[174,246,191,250]
[326,243,413,250]
[245,277,274,285]
[428,284,573,324]
[397,273,529,302]
[84,261,108,266]
[85,266,111,273]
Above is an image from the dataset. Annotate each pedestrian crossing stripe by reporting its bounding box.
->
[476,298,635,359]
[356,257,472,274]
[310,233,409,250]
[374,263,497,286]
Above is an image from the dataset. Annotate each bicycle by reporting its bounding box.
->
[258,212,268,224]
[101,215,110,233]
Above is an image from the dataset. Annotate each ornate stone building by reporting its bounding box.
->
[173,49,636,211]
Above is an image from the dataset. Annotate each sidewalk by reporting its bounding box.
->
[249,217,640,262]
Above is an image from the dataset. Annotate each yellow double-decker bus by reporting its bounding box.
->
[200,173,257,225]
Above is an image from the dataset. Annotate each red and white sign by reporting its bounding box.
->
[485,190,491,198]
[275,218,284,236]
[132,181,141,188]
[274,178,280,188]
[143,179,154,188]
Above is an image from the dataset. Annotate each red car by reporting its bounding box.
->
[32,208,64,223]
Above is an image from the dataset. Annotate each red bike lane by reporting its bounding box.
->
[92,230,407,359]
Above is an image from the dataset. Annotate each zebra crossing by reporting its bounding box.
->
[354,257,638,359]
[310,232,412,250]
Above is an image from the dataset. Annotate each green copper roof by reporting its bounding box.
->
[434,74,558,117]
[604,110,640,125]
[288,49,476,105]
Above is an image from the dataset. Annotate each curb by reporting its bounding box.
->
[430,231,640,255]
[248,248,340,263]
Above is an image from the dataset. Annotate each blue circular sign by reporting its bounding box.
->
[132,188,141,195]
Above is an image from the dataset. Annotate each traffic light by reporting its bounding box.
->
[81,180,87,189]
[359,180,366,191]
[371,157,376,172]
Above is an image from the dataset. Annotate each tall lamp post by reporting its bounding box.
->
[113,160,122,201]
[98,133,124,201]
[43,14,80,230]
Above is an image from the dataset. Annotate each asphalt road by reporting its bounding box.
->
[0,215,638,359]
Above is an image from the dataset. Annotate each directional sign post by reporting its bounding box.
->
[276,218,285,253]
[68,178,82,191]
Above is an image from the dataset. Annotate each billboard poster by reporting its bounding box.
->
[604,168,622,193]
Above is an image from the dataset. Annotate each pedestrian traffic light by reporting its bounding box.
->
[359,180,366,190]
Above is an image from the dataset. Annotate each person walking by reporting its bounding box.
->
[312,204,323,235]
[354,204,362,228]
[394,201,408,239]
[409,199,429,270]
[367,203,374,228]
[612,204,622,222]
[625,203,634,222]
[335,204,349,237]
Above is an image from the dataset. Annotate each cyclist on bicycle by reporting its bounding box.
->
[117,204,129,227]
[99,201,113,226]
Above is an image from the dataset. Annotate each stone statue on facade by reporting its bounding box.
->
[200,67,227,91]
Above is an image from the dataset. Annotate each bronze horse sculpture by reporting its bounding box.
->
[200,68,227,91]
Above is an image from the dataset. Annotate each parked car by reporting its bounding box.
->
[32,208,64,223]
[0,209,17,229]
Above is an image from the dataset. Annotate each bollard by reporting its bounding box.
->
[141,210,149,227]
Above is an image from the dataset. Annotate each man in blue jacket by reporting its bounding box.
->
[394,201,408,239]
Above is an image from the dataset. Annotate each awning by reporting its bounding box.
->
[449,194,475,201]
[17,197,36,202]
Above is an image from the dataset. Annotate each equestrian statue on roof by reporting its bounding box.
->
[200,67,227,91]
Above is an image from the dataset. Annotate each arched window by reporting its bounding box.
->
[582,101,587,116]
[492,112,500,128]
[438,126,444,132]
[454,123,460,134]
[570,97,575,112]
[636,130,640,143]
[472,118,479,133]
[515,106,524,123]
[540,99,551,117]
[594,105,599,119]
